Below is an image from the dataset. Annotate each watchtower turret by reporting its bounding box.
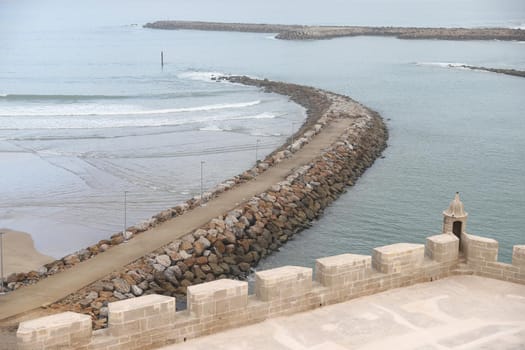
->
[442,192,468,240]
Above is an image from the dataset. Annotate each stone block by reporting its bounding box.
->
[187,279,248,317]
[17,312,91,350]
[425,234,459,262]
[463,233,498,263]
[372,243,425,274]
[255,266,312,302]
[512,245,525,268]
[315,253,371,287]
[108,294,175,337]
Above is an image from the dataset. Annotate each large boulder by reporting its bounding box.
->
[155,254,171,268]
[112,278,130,294]
[63,254,80,266]
[131,285,143,296]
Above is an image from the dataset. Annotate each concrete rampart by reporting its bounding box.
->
[462,233,525,284]
[20,230,525,350]
[17,312,92,350]
[16,229,524,349]
[372,243,424,273]
[425,234,459,263]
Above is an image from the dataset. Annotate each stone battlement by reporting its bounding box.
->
[17,231,524,350]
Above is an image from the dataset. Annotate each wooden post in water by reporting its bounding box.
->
[161,51,164,67]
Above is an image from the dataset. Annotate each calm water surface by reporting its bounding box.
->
[0,0,524,263]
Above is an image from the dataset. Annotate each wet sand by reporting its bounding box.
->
[0,229,53,276]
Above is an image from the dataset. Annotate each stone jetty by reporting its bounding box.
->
[456,64,525,78]
[1,76,387,331]
[144,20,525,41]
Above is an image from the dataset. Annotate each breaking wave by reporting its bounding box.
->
[0,100,261,117]
[0,112,276,130]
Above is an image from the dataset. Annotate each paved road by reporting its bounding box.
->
[0,118,351,321]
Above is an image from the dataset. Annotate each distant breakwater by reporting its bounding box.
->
[144,20,525,41]
[2,77,387,329]
[456,65,525,78]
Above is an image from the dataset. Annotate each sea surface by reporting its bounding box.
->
[0,0,524,264]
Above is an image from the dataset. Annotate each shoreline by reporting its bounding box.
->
[0,76,387,329]
[143,20,525,41]
[0,230,53,276]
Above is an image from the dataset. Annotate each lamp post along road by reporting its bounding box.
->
[123,191,129,242]
[0,231,5,295]
[291,122,296,145]
[200,161,205,205]
[256,138,260,164]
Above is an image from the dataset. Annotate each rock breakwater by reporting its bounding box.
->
[144,20,525,41]
[456,65,525,78]
[2,77,387,330]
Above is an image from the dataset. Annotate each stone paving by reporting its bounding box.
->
[162,275,525,350]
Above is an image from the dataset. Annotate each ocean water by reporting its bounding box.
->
[1,0,524,263]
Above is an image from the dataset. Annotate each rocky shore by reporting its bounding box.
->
[144,20,525,41]
[457,64,525,78]
[1,77,387,330]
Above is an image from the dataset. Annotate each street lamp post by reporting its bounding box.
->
[0,232,5,295]
[200,161,205,205]
[123,191,129,243]
[291,122,296,146]
[255,138,260,164]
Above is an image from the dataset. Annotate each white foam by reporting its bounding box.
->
[0,112,276,130]
[0,100,261,117]
[177,71,226,82]
[415,62,468,68]
[199,125,225,132]
[227,112,276,120]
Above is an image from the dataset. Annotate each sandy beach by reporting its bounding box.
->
[0,230,53,276]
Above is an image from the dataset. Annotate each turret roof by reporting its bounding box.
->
[443,192,467,217]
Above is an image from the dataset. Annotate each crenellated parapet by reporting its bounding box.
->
[372,243,425,273]
[461,233,524,284]
[20,230,524,350]
[425,234,459,263]
[15,193,525,349]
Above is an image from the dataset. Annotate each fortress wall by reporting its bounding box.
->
[462,233,525,284]
[372,243,425,273]
[425,234,459,263]
[17,235,465,350]
[16,312,92,350]
[462,232,499,263]
[513,246,525,268]
[15,231,524,349]
[16,231,524,349]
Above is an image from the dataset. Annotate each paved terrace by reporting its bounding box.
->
[164,275,525,350]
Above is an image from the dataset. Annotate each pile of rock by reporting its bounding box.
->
[52,95,386,328]
[1,77,332,293]
[3,77,388,332]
